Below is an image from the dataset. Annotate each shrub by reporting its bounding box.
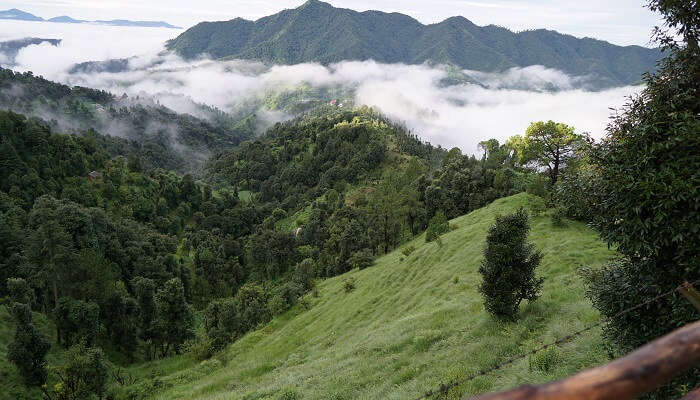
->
[183,337,217,361]
[343,277,356,293]
[529,345,560,372]
[478,209,543,319]
[550,207,566,227]
[426,211,449,242]
[401,245,416,257]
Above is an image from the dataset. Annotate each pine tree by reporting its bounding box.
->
[478,208,543,319]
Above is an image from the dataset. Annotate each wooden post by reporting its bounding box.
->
[466,320,700,400]
[678,282,700,313]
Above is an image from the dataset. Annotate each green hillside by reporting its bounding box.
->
[114,193,614,399]
[166,0,660,88]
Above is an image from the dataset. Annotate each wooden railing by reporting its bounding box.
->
[466,320,700,400]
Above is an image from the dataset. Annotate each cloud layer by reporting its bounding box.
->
[1,21,639,155]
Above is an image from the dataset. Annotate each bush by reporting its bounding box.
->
[425,211,449,242]
[401,245,416,257]
[529,345,560,372]
[183,337,217,361]
[342,277,356,293]
[478,209,543,319]
[550,207,566,227]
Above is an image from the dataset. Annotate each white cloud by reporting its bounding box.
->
[2,20,638,155]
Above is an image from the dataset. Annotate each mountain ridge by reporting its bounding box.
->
[166,0,660,88]
[0,8,181,28]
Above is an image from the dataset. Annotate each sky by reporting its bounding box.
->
[2,0,663,46]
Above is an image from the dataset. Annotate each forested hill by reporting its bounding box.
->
[166,0,660,88]
[0,68,253,172]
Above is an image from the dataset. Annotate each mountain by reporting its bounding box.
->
[48,15,86,23]
[94,19,181,28]
[0,8,43,21]
[0,67,253,172]
[0,8,181,28]
[166,0,661,88]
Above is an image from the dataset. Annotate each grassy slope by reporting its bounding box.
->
[119,193,614,399]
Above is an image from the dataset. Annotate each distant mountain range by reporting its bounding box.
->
[167,0,660,88]
[0,8,181,28]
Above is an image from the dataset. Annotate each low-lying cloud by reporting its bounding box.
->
[1,21,639,154]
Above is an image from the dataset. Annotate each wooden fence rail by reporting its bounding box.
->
[682,387,700,400]
[466,320,700,400]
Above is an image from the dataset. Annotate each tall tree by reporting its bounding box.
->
[585,0,699,397]
[508,121,582,185]
[154,278,194,356]
[7,303,50,387]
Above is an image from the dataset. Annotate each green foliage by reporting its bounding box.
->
[550,207,566,227]
[425,211,449,242]
[49,343,108,400]
[348,249,374,270]
[6,278,33,306]
[508,121,583,185]
[6,303,50,386]
[53,297,100,347]
[584,2,700,395]
[166,1,659,88]
[528,345,561,372]
[342,277,356,293]
[478,209,543,319]
[154,279,194,356]
[401,245,416,257]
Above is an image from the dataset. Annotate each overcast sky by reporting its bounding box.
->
[3,0,663,46]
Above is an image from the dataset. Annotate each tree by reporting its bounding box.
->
[7,277,34,305]
[508,121,582,185]
[154,278,194,356]
[425,211,449,242]
[53,297,100,347]
[50,343,109,400]
[585,1,700,396]
[478,209,543,319]
[204,297,239,351]
[7,303,50,386]
[234,283,270,335]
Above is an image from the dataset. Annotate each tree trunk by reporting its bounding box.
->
[52,275,62,344]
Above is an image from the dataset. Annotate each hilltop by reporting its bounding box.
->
[166,0,660,88]
[110,193,614,399]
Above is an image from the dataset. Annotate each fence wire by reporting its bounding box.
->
[413,279,700,400]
